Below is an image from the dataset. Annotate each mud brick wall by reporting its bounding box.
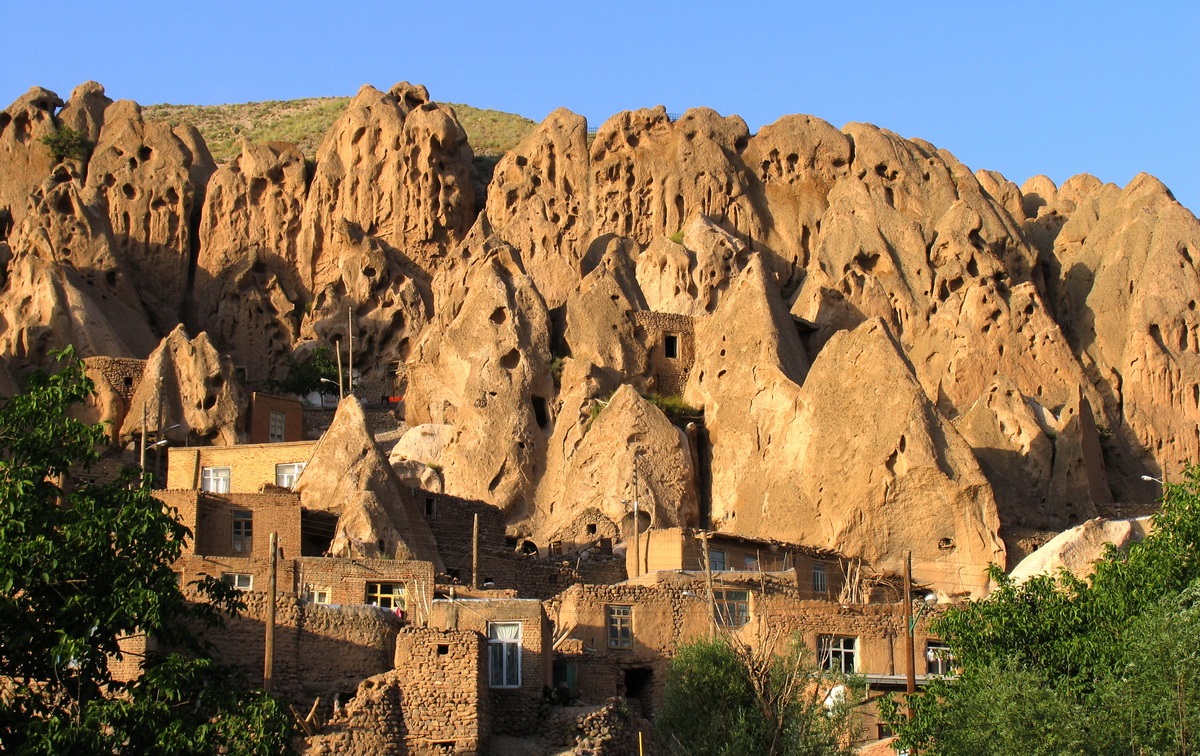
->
[297,557,436,626]
[420,490,509,586]
[165,441,317,492]
[189,592,401,708]
[631,311,696,396]
[247,392,305,443]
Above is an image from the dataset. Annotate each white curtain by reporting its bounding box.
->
[489,622,520,641]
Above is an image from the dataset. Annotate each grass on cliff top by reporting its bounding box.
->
[142,97,536,164]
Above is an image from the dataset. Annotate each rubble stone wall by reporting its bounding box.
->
[632,311,696,396]
[82,356,146,400]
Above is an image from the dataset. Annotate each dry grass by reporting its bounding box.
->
[142,97,536,164]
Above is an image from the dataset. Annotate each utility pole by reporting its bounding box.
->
[632,453,641,578]
[153,379,164,486]
[265,532,278,693]
[905,550,916,719]
[139,402,148,483]
[347,307,354,398]
[471,513,480,590]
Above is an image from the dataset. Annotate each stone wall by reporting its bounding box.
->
[632,311,696,396]
[190,592,402,710]
[82,356,146,401]
[297,557,436,626]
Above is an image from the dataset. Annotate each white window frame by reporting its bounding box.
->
[275,462,306,489]
[365,582,406,611]
[607,605,633,649]
[305,584,332,605]
[488,621,522,688]
[269,410,286,442]
[222,572,252,591]
[201,466,231,493]
[231,509,252,553]
[713,589,750,627]
[812,562,829,596]
[819,635,857,674]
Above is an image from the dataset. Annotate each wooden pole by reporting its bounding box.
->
[335,342,344,401]
[702,532,716,638]
[153,381,165,486]
[632,457,641,578]
[139,402,148,481]
[471,513,480,590]
[265,532,278,693]
[347,307,353,397]
[905,550,916,719]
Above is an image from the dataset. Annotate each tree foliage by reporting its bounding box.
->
[0,349,293,754]
[657,634,859,756]
[39,127,90,163]
[886,465,1200,755]
[272,345,340,397]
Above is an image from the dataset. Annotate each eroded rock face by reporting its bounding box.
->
[120,325,245,446]
[300,83,475,290]
[404,252,555,520]
[57,81,112,145]
[83,100,206,331]
[295,397,442,566]
[0,87,62,239]
[636,214,750,316]
[1051,174,1200,497]
[1009,516,1151,584]
[536,384,698,547]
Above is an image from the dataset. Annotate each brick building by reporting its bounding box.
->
[166,441,317,493]
[246,392,305,443]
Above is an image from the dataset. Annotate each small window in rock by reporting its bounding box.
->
[586,523,597,536]
[123,376,133,388]
[531,395,549,429]
[664,333,680,359]
[938,537,955,550]
[437,644,450,655]
[425,497,436,518]
[234,366,248,383]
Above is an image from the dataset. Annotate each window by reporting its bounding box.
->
[713,589,750,627]
[269,411,286,442]
[201,466,231,493]
[818,635,857,674]
[275,462,306,489]
[926,641,955,676]
[664,333,679,359]
[304,584,331,605]
[488,622,522,688]
[607,605,633,649]
[812,562,829,596]
[365,582,405,611]
[709,549,727,571]
[424,497,436,518]
[744,555,757,570]
[231,510,252,553]
[222,572,252,591]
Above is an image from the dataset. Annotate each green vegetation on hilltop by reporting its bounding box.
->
[143,96,536,164]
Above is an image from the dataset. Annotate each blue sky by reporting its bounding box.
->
[4,1,1197,212]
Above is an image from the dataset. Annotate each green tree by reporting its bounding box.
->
[886,465,1200,755]
[273,345,340,397]
[39,127,91,163]
[0,349,293,754]
[657,635,859,756]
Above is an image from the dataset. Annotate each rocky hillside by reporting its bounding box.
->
[1,79,1196,597]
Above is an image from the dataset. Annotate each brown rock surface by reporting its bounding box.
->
[0,87,62,238]
[193,140,307,383]
[120,325,245,445]
[1009,516,1151,584]
[57,81,111,146]
[635,214,750,315]
[1050,174,1200,496]
[82,100,204,330]
[537,384,698,545]
[404,252,555,520]
[294,396,442,566]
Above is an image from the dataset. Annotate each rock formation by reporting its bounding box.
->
[2,78,1199,596]
[120,325,245,446]
[1009,516,1151,584]
[294,397,442,566]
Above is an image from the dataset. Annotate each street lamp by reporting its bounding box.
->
[1141,474,1164,484]
[320,377,342,401]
